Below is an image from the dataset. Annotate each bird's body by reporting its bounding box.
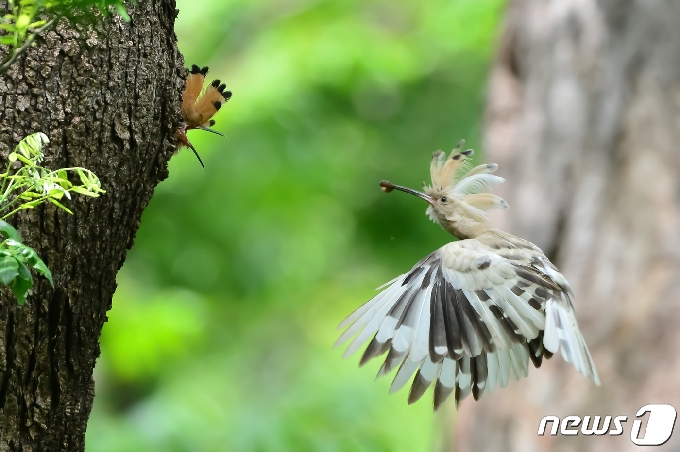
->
[337,141,599,410]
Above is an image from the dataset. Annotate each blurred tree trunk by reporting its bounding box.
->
[0,1,183,449]
[455,0,680,450]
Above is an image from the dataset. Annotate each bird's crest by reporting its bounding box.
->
[176,64,233,167]
[181,64,232,128]
[425,140,509,221]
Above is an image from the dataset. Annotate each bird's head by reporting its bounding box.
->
[380,140,509,236]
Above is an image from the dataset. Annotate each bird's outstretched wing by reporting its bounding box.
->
[336,237,599,410]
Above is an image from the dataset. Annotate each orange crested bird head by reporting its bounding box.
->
[175,64,232,167]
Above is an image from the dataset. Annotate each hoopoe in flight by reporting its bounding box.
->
[336,140,600,410]
[176,64,232,167]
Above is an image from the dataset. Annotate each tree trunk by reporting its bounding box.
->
[455,0,680,451]
[0,2,183,449]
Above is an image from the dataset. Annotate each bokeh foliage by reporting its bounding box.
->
[86,0,505,450]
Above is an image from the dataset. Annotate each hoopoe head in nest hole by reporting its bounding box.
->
[380,140,509,238]
[176,64,232,167]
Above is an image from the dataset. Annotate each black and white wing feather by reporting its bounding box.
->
[336,239,599,410]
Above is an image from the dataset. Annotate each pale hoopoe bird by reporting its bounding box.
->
[336,140,600,410]
[176,64,232,167]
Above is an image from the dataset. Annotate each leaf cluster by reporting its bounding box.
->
[0,133,105,304]
[46,0,131,21]
[0,220,51,304]
[1,132,105,218]
[0,0,131,72]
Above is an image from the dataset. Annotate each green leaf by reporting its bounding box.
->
[15,15,30,30]
[2,239,53,287]
[27,19,46,28]
[14,132,47,159]
[45,175,68,183]
[48,197,72,214]
[16,260,31,282]
[0,256,19,285]
[115,2,130,21]
[23,198,44,207]
[9,242,36,261]
[18,192,42,199]
[69,186,100,197]
[11,263,33,305]
[31,256,52,287]
[47,188,64,199]
[12,285,26,305]
[76,168,89,185]
[14,153,33,165]
[0,220,21,241]
[0,35,15,45]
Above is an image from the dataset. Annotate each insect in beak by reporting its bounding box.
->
[380,180,434,205]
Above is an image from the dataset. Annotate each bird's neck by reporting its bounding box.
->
[440,215,492,240]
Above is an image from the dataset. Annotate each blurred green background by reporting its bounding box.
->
[86,0,505,450]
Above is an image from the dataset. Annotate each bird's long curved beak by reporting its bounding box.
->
[176,125,205,168]
[380,180,434,205]
[196,126,225,137]
[185,141,205,168]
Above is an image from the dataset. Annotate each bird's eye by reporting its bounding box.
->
[441,197,447,202]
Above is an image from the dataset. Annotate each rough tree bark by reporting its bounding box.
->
[454,0,680,451]
[0,1,183,450]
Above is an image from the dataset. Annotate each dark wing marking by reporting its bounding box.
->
[337,240,599,410]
